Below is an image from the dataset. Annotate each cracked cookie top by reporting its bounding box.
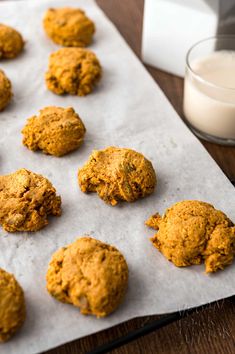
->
[0,169,61,232]
[22,106,86,157]
[46,237,128,317]
[0,69,12,111]
[43,7,95,47]
[0,23,24,59]
[146,200,235,273]
[45,47,102,96]
[0,268,26,342]
[78,146,157,205]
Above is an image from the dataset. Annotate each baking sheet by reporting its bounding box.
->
[0,0,235,353]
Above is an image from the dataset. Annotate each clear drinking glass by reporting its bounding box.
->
[183,36,235,146]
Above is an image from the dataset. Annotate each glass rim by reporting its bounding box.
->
[186,35,235,91]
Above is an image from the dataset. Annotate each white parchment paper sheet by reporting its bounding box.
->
[0,0,235,353]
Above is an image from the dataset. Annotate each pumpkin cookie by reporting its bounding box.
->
[43,7,95,47]
[0,69,12,111]
[0,24,24,59]
[0,268,26,342]
[78,147,157,205]
[46,237,128,317]
[22,106,86,157]
[146,200,235,273]
[0,168,61,232]
[45,47,101,96]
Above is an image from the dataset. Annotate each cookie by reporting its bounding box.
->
[43,7,95,47]
[0,24,24,59]
[146,200,235,273]
[45,47,101,96]
[78,146,157,205]
[0,169,61,232]
[0,69,12,111]
[46,237,128,317]
[22,106,86,157]
[0,268,26,342]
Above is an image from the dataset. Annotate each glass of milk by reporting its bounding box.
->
[183,36,235,145]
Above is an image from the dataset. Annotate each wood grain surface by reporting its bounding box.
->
[45,1,235,353]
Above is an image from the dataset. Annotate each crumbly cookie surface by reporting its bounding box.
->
[43,7,95,47]
[0,69,12,111]
[0,268,26,342]
[146,200,235,273]
[46,237,128,317]
[22,106,86,157]
[0,169,61,232]
[45,47,101,96]
[78,146,157,205]
[0,24,24,59]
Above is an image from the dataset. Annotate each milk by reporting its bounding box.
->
[183,51,235,141]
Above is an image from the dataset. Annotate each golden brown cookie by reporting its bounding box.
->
[0,24,24,59]
[45,47,102,96]
[43,7,95,47]
[78,146,157,205]
[0,69,12,111]
[46,237,128,317]
[0,268,26,342]
[22,106,86,157]
[146,200,235,273]
[0,168,61,232]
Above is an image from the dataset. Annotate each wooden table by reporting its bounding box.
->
[47,1,235,353]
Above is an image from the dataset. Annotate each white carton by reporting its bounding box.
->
[142,0,235,76]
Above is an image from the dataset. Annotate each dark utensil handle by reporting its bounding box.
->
[87,295,235,354]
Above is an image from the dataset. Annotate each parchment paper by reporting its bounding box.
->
[0,0,235,353]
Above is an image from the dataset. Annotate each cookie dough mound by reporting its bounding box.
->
[45,47,101,96]
[0,169,61,232]
[46,237,128,317]
[43,7,95,47]
[78,146,157,205]
[0,268,26,342]
[146,200,235,273]
[0,69,12,111]
[0,24,24,59]
[22,106,86,157]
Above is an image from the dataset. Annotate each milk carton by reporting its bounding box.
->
[142,0,235,77]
